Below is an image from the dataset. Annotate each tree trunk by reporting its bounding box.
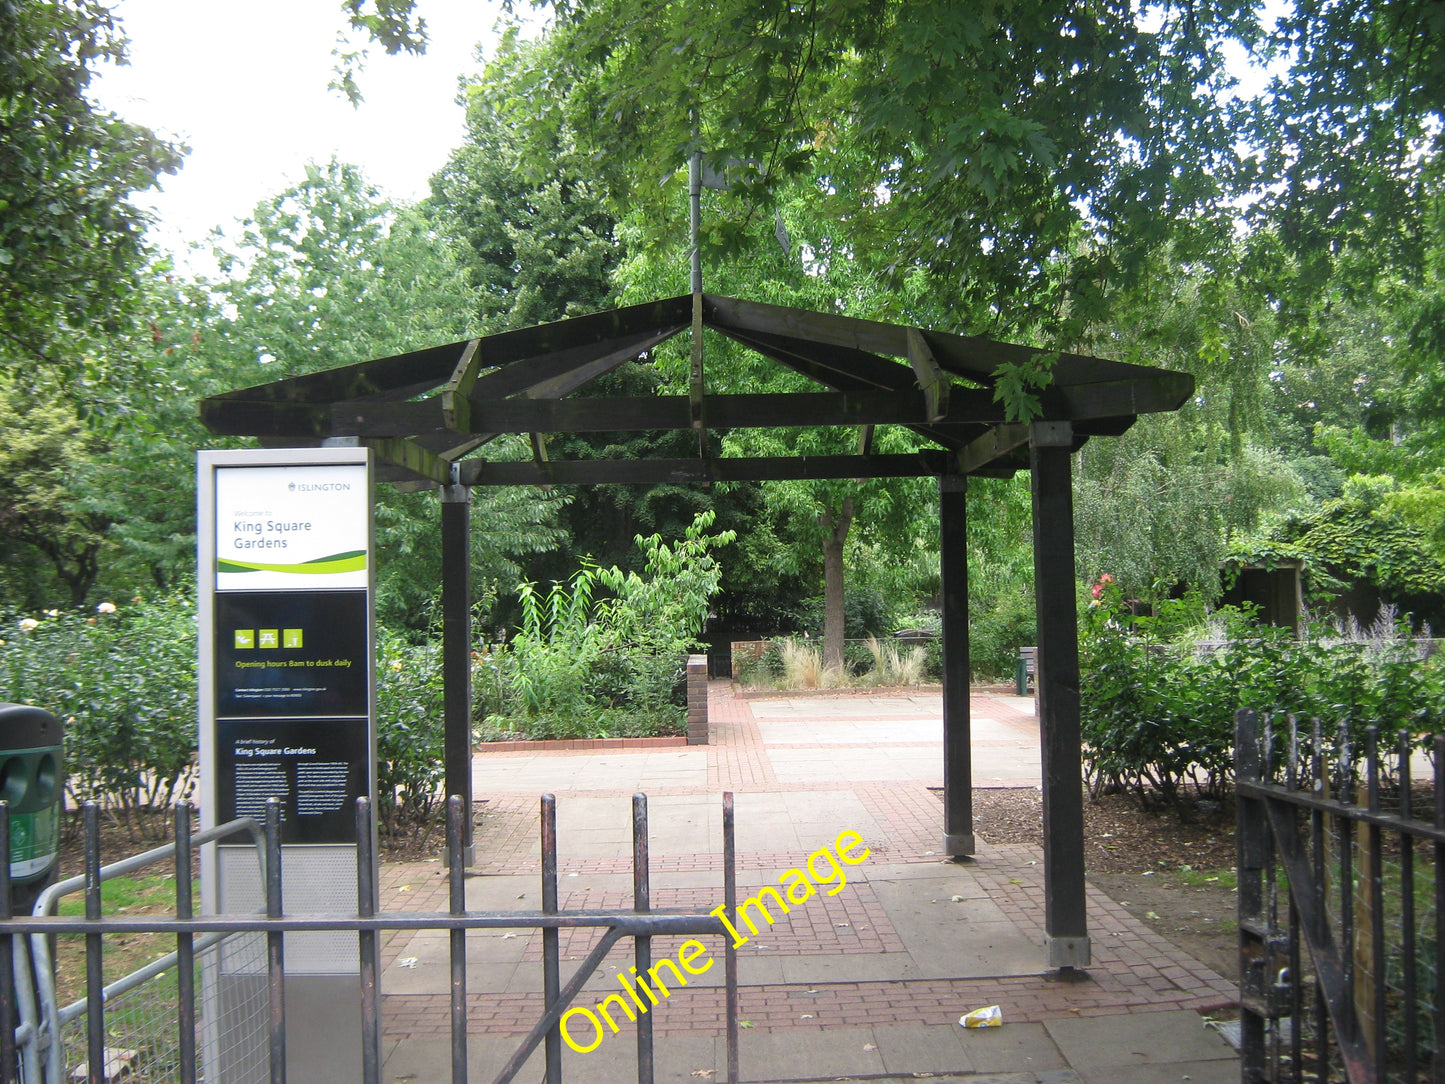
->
[818,496,854,672]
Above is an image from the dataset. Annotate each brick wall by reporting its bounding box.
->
[686,654,708,744]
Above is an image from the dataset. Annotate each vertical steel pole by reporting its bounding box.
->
[633,794,653,1084]
[448,796,468,1084]
[264,799,286,1084]
[1029,423,1089,969]
[356,799,381,1084]
[541,795,561,1084]
[83,804,103,1084]
[938,474,973,855]
[441,479,475,867]
[1236,710,1267,1083]
[689,151,703,295]
[176,803,197,1084]
[1399,734,1419,1082]
[723,792,738,1084]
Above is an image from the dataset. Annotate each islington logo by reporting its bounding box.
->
[287,481,352,492]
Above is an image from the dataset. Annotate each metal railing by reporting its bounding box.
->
[1,792,739,1084]
[1236,709,1444,1083]
[2,805,269,1084]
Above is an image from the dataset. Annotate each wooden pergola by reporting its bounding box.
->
[200,292,1193,970]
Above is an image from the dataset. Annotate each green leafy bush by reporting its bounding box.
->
[375,628,446,840]
[1080,588,1445,810]
[969,594,1037,680]
[0,595,197,840]
[485,511,734,739]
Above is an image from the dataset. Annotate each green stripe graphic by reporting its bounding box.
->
[217,550,367,576]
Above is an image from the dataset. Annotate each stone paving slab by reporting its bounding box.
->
[378,684,1237,1083]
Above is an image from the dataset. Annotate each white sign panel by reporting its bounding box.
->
[213,463,369,591]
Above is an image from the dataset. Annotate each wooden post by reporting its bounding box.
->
[939,474,974,855]
[1029,423,1089,969]
[441,479,475,867]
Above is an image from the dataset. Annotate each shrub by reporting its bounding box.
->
[864,636,925,685]
[485,511,734,739]
[375,628,446,840]
[732,641,782,687]
[1080,587,1445,811]
[969,594,1037,680]
[0,595,197,840]
[777,639,845,689]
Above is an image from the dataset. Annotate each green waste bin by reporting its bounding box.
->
[0,703,64,910]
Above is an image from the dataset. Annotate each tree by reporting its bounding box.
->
[522,1,1258,347]
[0,383,109,604]
[1243,0,1445,308]
[205,160,570,628]
[429,35,721,587]
[428,31,623,332]
[0,0,184,367]
[605,168,938,668]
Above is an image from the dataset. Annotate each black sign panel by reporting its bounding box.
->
[216,719,368,844]
[215,591,368,718]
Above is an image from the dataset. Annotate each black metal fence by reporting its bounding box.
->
[1236,708,1444,1083]
[0,792,739,1084]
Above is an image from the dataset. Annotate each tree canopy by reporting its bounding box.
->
[0,0,183,367]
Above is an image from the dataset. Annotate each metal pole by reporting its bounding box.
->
[689,151,703,295]
[264,800,286,1084]
[0,803,14,1084]
[633,794,653,1084]
[448,796,469,1084]
[356,799,381,1084]
[540,796,561,1084]
[441,480,475,867]
[83,805,103,1084]
[175,804,197,1084]
[723,792,738,1084]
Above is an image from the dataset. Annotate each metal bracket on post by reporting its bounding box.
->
[1046,936,1092,970]
[1028,420,1072,448]
[440,461,468,506]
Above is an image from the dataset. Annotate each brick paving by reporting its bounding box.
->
[377,681,1237,1044]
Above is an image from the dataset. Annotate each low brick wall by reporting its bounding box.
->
[686,654,708,745]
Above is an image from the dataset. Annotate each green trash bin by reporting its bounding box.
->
[0,703,64,911]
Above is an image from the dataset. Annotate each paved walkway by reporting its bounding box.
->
[380,684,1239,1083]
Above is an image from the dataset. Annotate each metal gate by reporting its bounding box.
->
[0,792,739,1084]
[1236,708,1443,1083]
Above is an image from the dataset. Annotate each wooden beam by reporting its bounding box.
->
[441,338,483,433]
[907,328,950,422]
[1029,420,1090,971]
[957,424,1030,474]
[474,295,691,371]
[458,452,955,486]
[416,390,1007,435]
[468,326,683,403]
[708,325,914,392]
[364,437,452,486]
[939,474,974,855]
[212,373,1186,445]
[202,338,475,408]
[704,293,910,359]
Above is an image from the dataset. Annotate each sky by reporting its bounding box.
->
[92,0,528,258]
